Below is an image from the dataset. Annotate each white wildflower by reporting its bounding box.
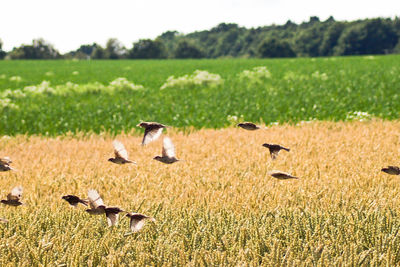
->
[9,76,22,82]
[160,70,223,90]
[345,111,373,122]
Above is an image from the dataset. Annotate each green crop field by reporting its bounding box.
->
[0,55,399,135]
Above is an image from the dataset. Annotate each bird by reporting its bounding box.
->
[108,140,136,164]
[0,157,14,172]
[381,166,400,175]
[61,195,88,207]
[126,212,155,232]
[104,206,125,227]
[237,122,260,130]
[85,189,106,215]
[137,122,167,145]
[153,137,179,164]
[85,189,125,226]
[1,186,23,206]
[0,218,8,224]
[262,143,290,160]
[269,171,298,180]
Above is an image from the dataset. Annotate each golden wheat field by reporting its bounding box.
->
[1,120,400,266]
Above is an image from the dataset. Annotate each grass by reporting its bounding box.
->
[0,120,400,265]
[0,55,399,135]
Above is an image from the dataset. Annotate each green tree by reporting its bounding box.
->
[104,38,126,59]
[319,22,346,56]
[174,40,204,58]
[293,24,326,57]
[335,19,398,55]
[91,45,106,59]
[0,39,6,59]
[8,38,61,59]
[258,37,295,58]
[129,39,166,59]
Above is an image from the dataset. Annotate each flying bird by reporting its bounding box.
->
[105,206,125,227]
[381,166,400,175]
[153,137,179,164]
[137,122,167,145]
[61,195,89,207]
[126,212,155,232]
[269,171,298,180]
[0,157,14,172]
[262,143,290,160]
[108,140,136,164]
[85,189,125,226]
[85,189,106,215]
[1,186,23,206]
[237,122,260,131]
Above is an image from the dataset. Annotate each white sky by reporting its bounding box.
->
[1,0,399,53]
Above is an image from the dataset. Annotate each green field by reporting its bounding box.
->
[0,55,399,135]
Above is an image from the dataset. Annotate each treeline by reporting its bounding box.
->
[1,16,400,60]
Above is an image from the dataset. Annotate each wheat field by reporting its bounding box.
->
[0,120,400,266]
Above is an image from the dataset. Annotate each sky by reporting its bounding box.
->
[1,0,399,53]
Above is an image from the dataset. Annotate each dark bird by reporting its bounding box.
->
[0,157,14,172]
[137,122,167,145]
[237,122,260,130]
[269,171,298,180]
[85,189,125,226]
[262,143,290,160]
[153,137,179,164]
[61,195,88,207]
[108,140,136,164]
[381,166,400,175]
[1,186,23,206]
[126,212,155,232]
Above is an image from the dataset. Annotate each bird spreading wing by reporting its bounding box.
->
[88,189,105,209]
[143,127,164,145]
[128,213,155,232]
[0,157,12,165]
[113,140,129,160]
[162,137,176,158]
[106,211,119,226]
[7,186,23,201]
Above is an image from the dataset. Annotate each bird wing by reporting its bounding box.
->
[162,137,176,158]
[113,140,129,160]
[106,211,119,227]
[0,157,12,165]
[129,216,147,232]
[88,189,105,209]
[142,127,163,145]
[7,186,23,201]
[270,149,279,160]
[270,171,298,179]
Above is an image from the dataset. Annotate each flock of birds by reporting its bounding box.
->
[0,121,399,229]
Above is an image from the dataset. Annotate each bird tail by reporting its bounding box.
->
[80,199,89,206]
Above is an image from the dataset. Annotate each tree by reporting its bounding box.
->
[91,45,106,59]
[335,19,398,55]
[0,39,6,59]
[293,24,326,57]
[129,39,166,59]
[8,38,61,59]
[174,40,204,58]
[104,38,126,59]
[319,22,345,56]
[258,37,296,58]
